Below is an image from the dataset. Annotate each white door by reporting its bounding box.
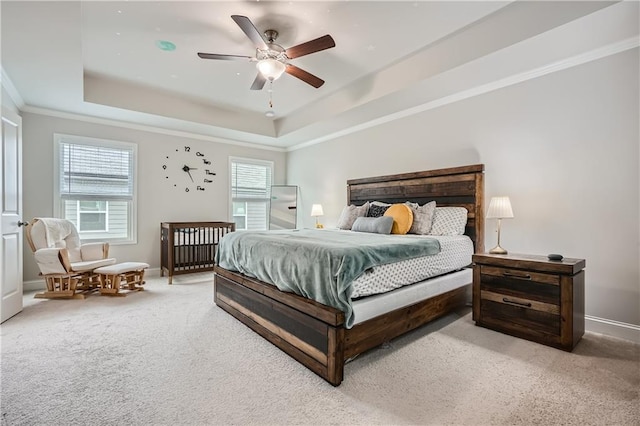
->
[1,108,23,323]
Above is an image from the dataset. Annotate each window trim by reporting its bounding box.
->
[53,133,138,244]
[228,156,274,231]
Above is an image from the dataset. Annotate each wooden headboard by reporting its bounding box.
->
[347,164,485,253]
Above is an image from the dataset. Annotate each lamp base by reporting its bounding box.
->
[489,245,508,255]
[315,223,324,229]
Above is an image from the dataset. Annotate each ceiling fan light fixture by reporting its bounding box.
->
[257,58,286,81]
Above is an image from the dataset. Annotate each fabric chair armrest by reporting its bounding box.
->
[33,248,73,275]
[81,242,109,260]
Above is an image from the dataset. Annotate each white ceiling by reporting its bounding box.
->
[1,1,632,149]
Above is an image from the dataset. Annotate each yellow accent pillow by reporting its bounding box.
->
[383,203,414,235]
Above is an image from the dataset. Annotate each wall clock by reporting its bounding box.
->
[162,146,216,192]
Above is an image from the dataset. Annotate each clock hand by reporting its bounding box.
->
[182,165,197,182]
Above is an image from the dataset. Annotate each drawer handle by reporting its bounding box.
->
[502,297,532,308]
[503,272,532,280]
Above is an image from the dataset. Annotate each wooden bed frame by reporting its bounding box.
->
[214,164,485,386]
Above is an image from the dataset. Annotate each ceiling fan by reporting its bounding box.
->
[198,15,335,90]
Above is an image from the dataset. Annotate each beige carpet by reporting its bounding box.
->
[1,273,638,425]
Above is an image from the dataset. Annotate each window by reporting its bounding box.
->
[229,157,273,230]
[77,200,108,232]
[54,134,137,243]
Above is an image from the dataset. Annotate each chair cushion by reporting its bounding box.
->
[93,262,149,275]
[71,258,117,272]
[33,218,82,262]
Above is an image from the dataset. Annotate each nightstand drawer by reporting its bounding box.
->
[480,265,559,285]
[479,272,560,306]
[480,290,559,315]
[480,298,561,336]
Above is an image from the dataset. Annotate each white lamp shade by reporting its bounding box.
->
[256,59,286,81]
[311,204,324,217]
[486,196,514,219]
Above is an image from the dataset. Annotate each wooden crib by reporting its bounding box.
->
[160,221,235,284]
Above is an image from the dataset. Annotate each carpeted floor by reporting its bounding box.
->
[1,273,638,425]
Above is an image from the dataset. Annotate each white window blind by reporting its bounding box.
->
[59,142,134,200]
[230,158,273,230]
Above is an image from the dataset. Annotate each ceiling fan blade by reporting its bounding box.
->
[285,35,335,59]
[231,15,268,50]
[197,52,252,61]
[285,64,324,88]
[250,73,267,90]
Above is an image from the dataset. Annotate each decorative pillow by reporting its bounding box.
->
[406,201,436,235]
[429,207,468,236]
[351,216,393,234]
[336,202,370,230]
[367,203,390,218]
[404,201,419,210]
[383,203,414,235]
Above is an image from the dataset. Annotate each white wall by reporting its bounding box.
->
[287,49,639,332]
[22,112,286,281]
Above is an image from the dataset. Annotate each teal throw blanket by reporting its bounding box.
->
[216,229,441,328]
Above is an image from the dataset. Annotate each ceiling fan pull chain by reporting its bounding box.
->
[269,81,274,109]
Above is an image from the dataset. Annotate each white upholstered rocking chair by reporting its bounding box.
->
[25,218,116,299]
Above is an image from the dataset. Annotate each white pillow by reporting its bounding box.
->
[406,201,436,235]
[429,207,468,236]
[336,202,370,230]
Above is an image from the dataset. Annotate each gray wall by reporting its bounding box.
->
[21,112,286,281]
[288,49,640,331]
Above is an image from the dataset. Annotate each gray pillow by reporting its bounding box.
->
[336,202,370,230]
[406,201,436,235]
[351,216,394,234]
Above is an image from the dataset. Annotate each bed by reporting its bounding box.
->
[213,164,484,385]
[160,221,235,284]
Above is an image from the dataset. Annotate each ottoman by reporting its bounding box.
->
[93,262,150,296]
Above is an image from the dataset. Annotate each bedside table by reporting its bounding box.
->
[472,253,585,351]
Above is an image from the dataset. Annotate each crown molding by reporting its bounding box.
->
[287,36,639,152]
[20,105,286,153]
[1,67,26,110]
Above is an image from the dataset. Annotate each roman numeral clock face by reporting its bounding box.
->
[162,146,216,192]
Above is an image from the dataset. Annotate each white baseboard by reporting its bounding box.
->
[585,315,640,344]
[23,279,45,292]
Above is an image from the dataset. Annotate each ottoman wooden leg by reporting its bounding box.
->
[99,273,125,297]
[123,269,146,292]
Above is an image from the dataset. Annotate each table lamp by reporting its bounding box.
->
[311,204,324,229]
[486,196,514,254]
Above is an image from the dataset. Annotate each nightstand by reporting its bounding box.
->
[472,253,585,351]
